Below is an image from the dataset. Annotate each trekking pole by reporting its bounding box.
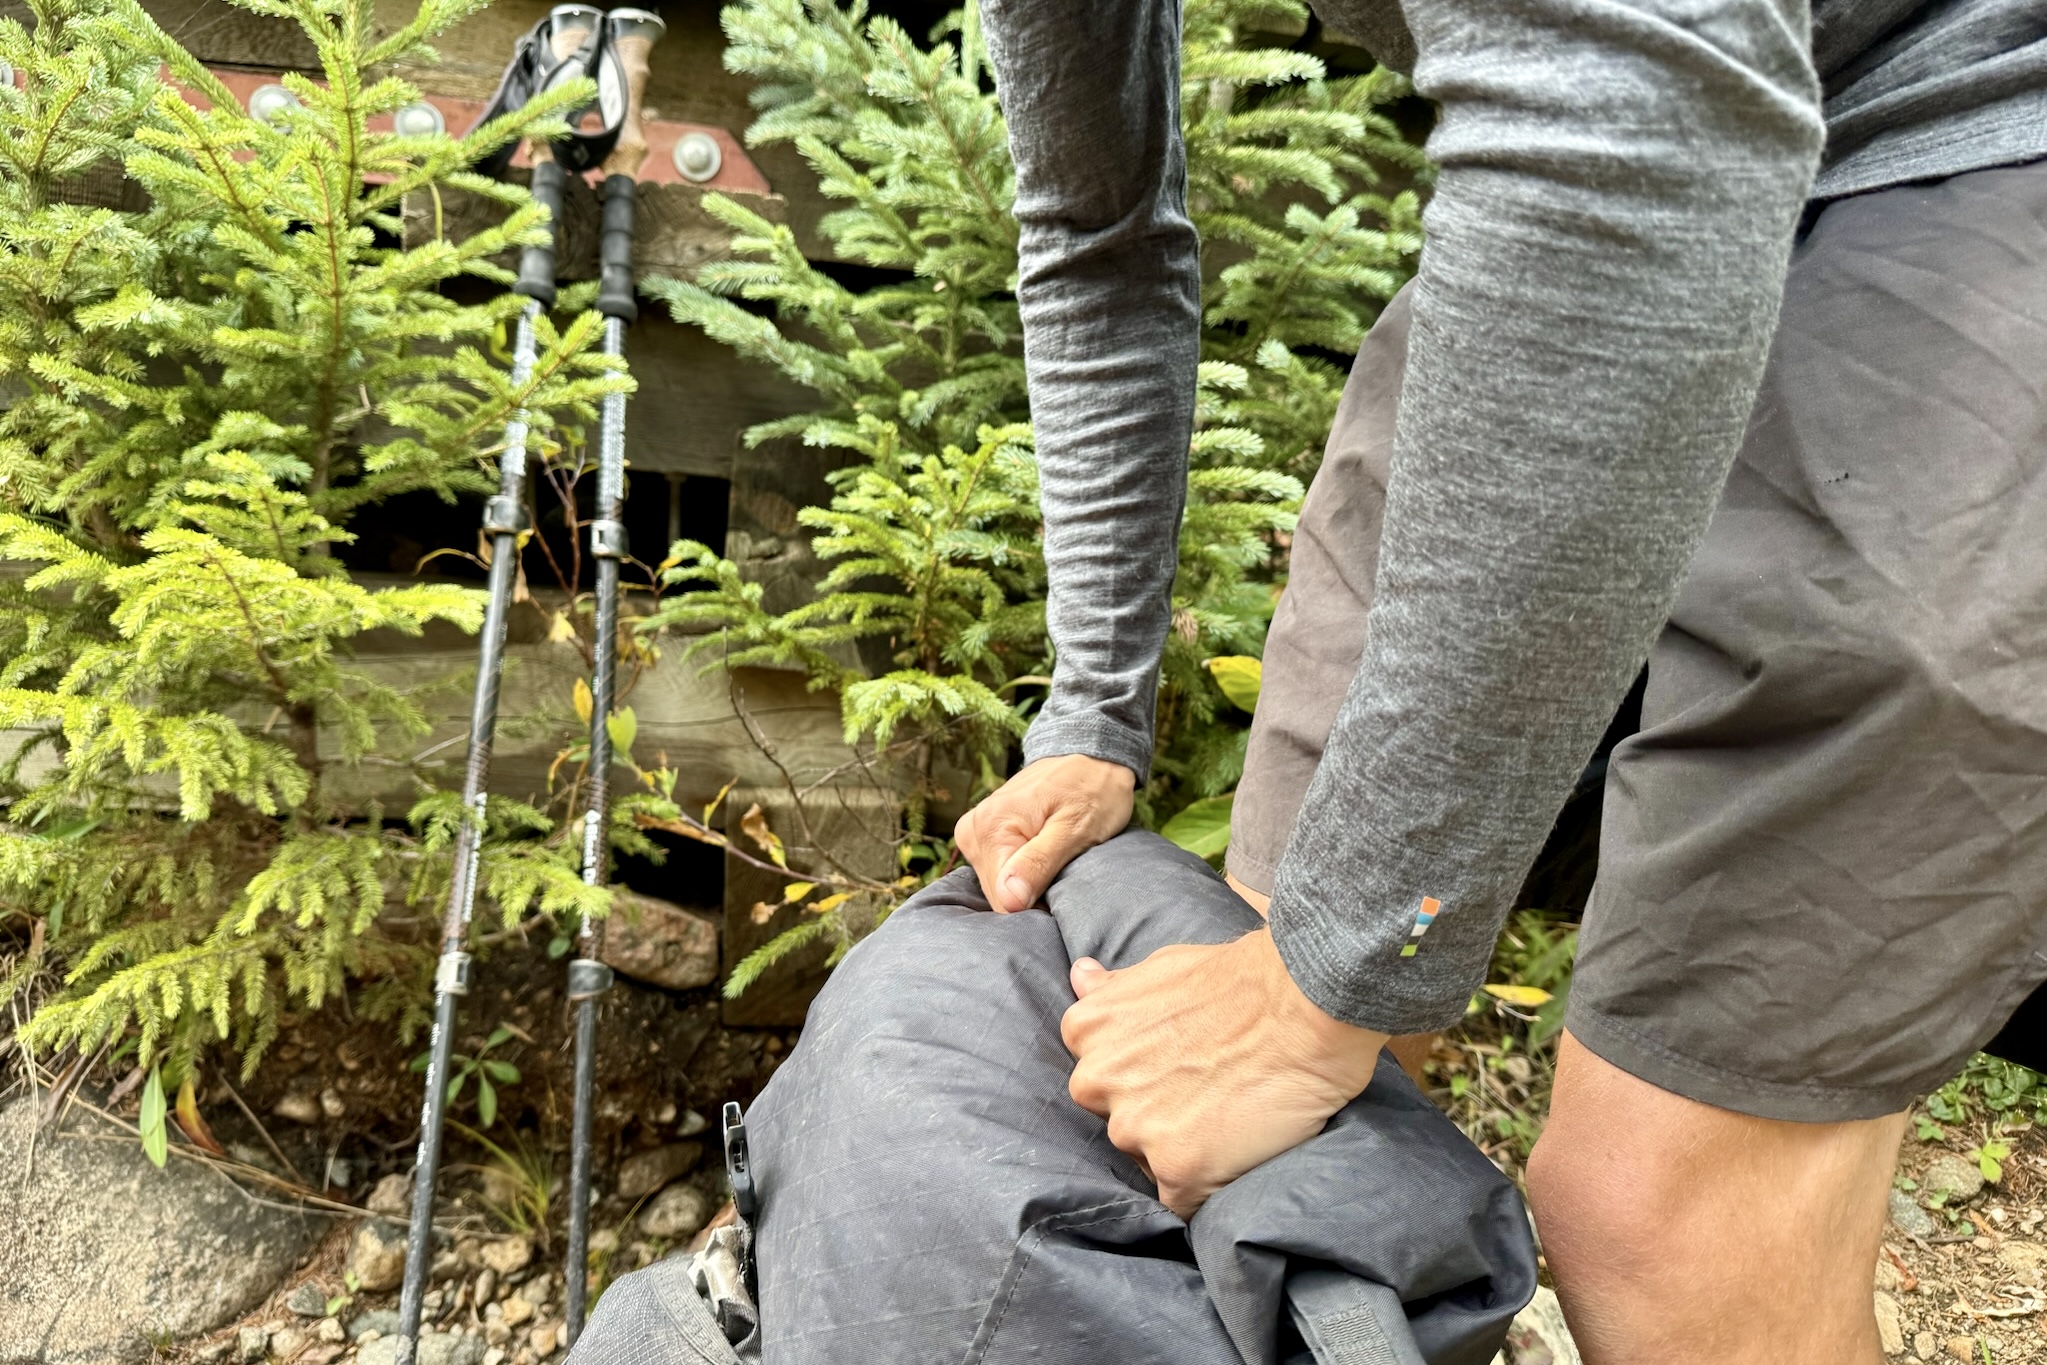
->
[563,9,664,1342]
[394,9,600,1361]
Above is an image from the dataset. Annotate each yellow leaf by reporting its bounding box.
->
[1482,983,1553,1008]
[781,881,816,904]
[748,900,777,925]
[808,892,852,916]
[548,611,577,644]
[1204,656,1263,713]
[702,779,736,826]
[572,677,594,724]
[605,705,637,755]
[741,802,786,868]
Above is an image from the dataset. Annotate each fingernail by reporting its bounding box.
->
[1002,875,1031,909]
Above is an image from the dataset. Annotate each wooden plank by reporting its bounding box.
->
[330,588,870,814]
[400,176,790,289]
[115,0,846,261]
[622,309,818,481]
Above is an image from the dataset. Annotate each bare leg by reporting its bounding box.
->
[1527,1033,1906,1365]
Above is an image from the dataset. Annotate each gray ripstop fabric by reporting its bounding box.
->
[736,831,1536,1365]
[565,1252,748,1365]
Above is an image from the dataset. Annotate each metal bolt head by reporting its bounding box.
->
[247,83,300,126]
[673,131,722,183]
[392,101,445,137]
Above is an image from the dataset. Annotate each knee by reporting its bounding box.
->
[1524,1117,1688,1277]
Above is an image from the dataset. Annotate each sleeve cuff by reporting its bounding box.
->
[1021,713,1154,784]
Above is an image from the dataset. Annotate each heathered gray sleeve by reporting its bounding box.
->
[1266,0,1826,1034]
[981,0,1201,783]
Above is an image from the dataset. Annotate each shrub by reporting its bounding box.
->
[0,0,624,1085]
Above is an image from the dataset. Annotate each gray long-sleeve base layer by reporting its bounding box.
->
[987,0,2047,1035]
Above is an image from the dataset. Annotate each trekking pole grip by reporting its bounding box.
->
[517,158,566,306]
[594,9,662,323]
[596,174,636,321]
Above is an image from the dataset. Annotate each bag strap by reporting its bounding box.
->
[1285,1269,1428,1365]
[468,11,627,180]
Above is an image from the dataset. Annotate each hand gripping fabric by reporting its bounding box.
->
[724,831,1536,1365]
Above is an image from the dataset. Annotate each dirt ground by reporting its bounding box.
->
[1879,1131,2047,1364]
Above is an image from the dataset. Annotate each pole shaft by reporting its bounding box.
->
[565,311,627,1343]
[395,300,542,1364]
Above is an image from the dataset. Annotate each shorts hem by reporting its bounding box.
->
[1565,1000,1940,1124]
[1223,846,1277,896]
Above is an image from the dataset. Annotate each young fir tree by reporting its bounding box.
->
[0,0,627,1087]
[639,0,1423,985]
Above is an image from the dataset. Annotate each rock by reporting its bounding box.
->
[678,1109,708,1137]
[273,1093,322,1125]
[271,1326,307,1359]
[599,889,720,990]
[1947,1338,1976,1362]
[528,1322,562,1354]
[350,1219,409,1292]
[1922,1154,1985,1203]
[195,1340,236,1364]
[320,1088,347,1119]
[358,1331,485,1365]
[475,1267,499,1306]
[1873,1291,1905,1356]
[590,1229,619,1255]
[501,1296,536,1328]
[316,1317,346,1345]
[287,1282,329,1317]
[1503,1286,1580,1365]
[1916,1332,1937,1362]
[301,1346,344,1365]
[0,1100,324,1365]
[1997,1239,2047,1273]
[481,1237,535,1275]
[617,1142,703,1199]
[640,1183,716,1240]
[240,1328,273,1363]
[348,1310,400,1341]
[1889,1189,1938,1238]
[367,1172,412,1217]
[484,1349,507,1365]
[1874,1254,1902,1292]
[485,1321,513,1347]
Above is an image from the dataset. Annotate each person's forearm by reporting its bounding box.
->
[982,0,1200,782]
[1268,0,1825,1035]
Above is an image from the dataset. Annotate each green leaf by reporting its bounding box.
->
[139,1066,168,1169]
[1203,656,1263,713]
[547,935,571,959]
[477,1075,497,1128]
[483,1060,520,1084]
[410,1052,432,1073]
[447,1070,468,1105]
[1160,792,1235,860]
[606,706,638,756]
[485,1026,513,1049]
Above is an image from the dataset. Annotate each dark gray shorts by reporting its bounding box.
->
[1229,158,2047,1123]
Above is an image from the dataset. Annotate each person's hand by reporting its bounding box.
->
[1063,927,1386,1218]
[956,754,1135,913]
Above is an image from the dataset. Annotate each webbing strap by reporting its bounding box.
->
[469,13,626,179]
[1285,1269,1427,1365]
